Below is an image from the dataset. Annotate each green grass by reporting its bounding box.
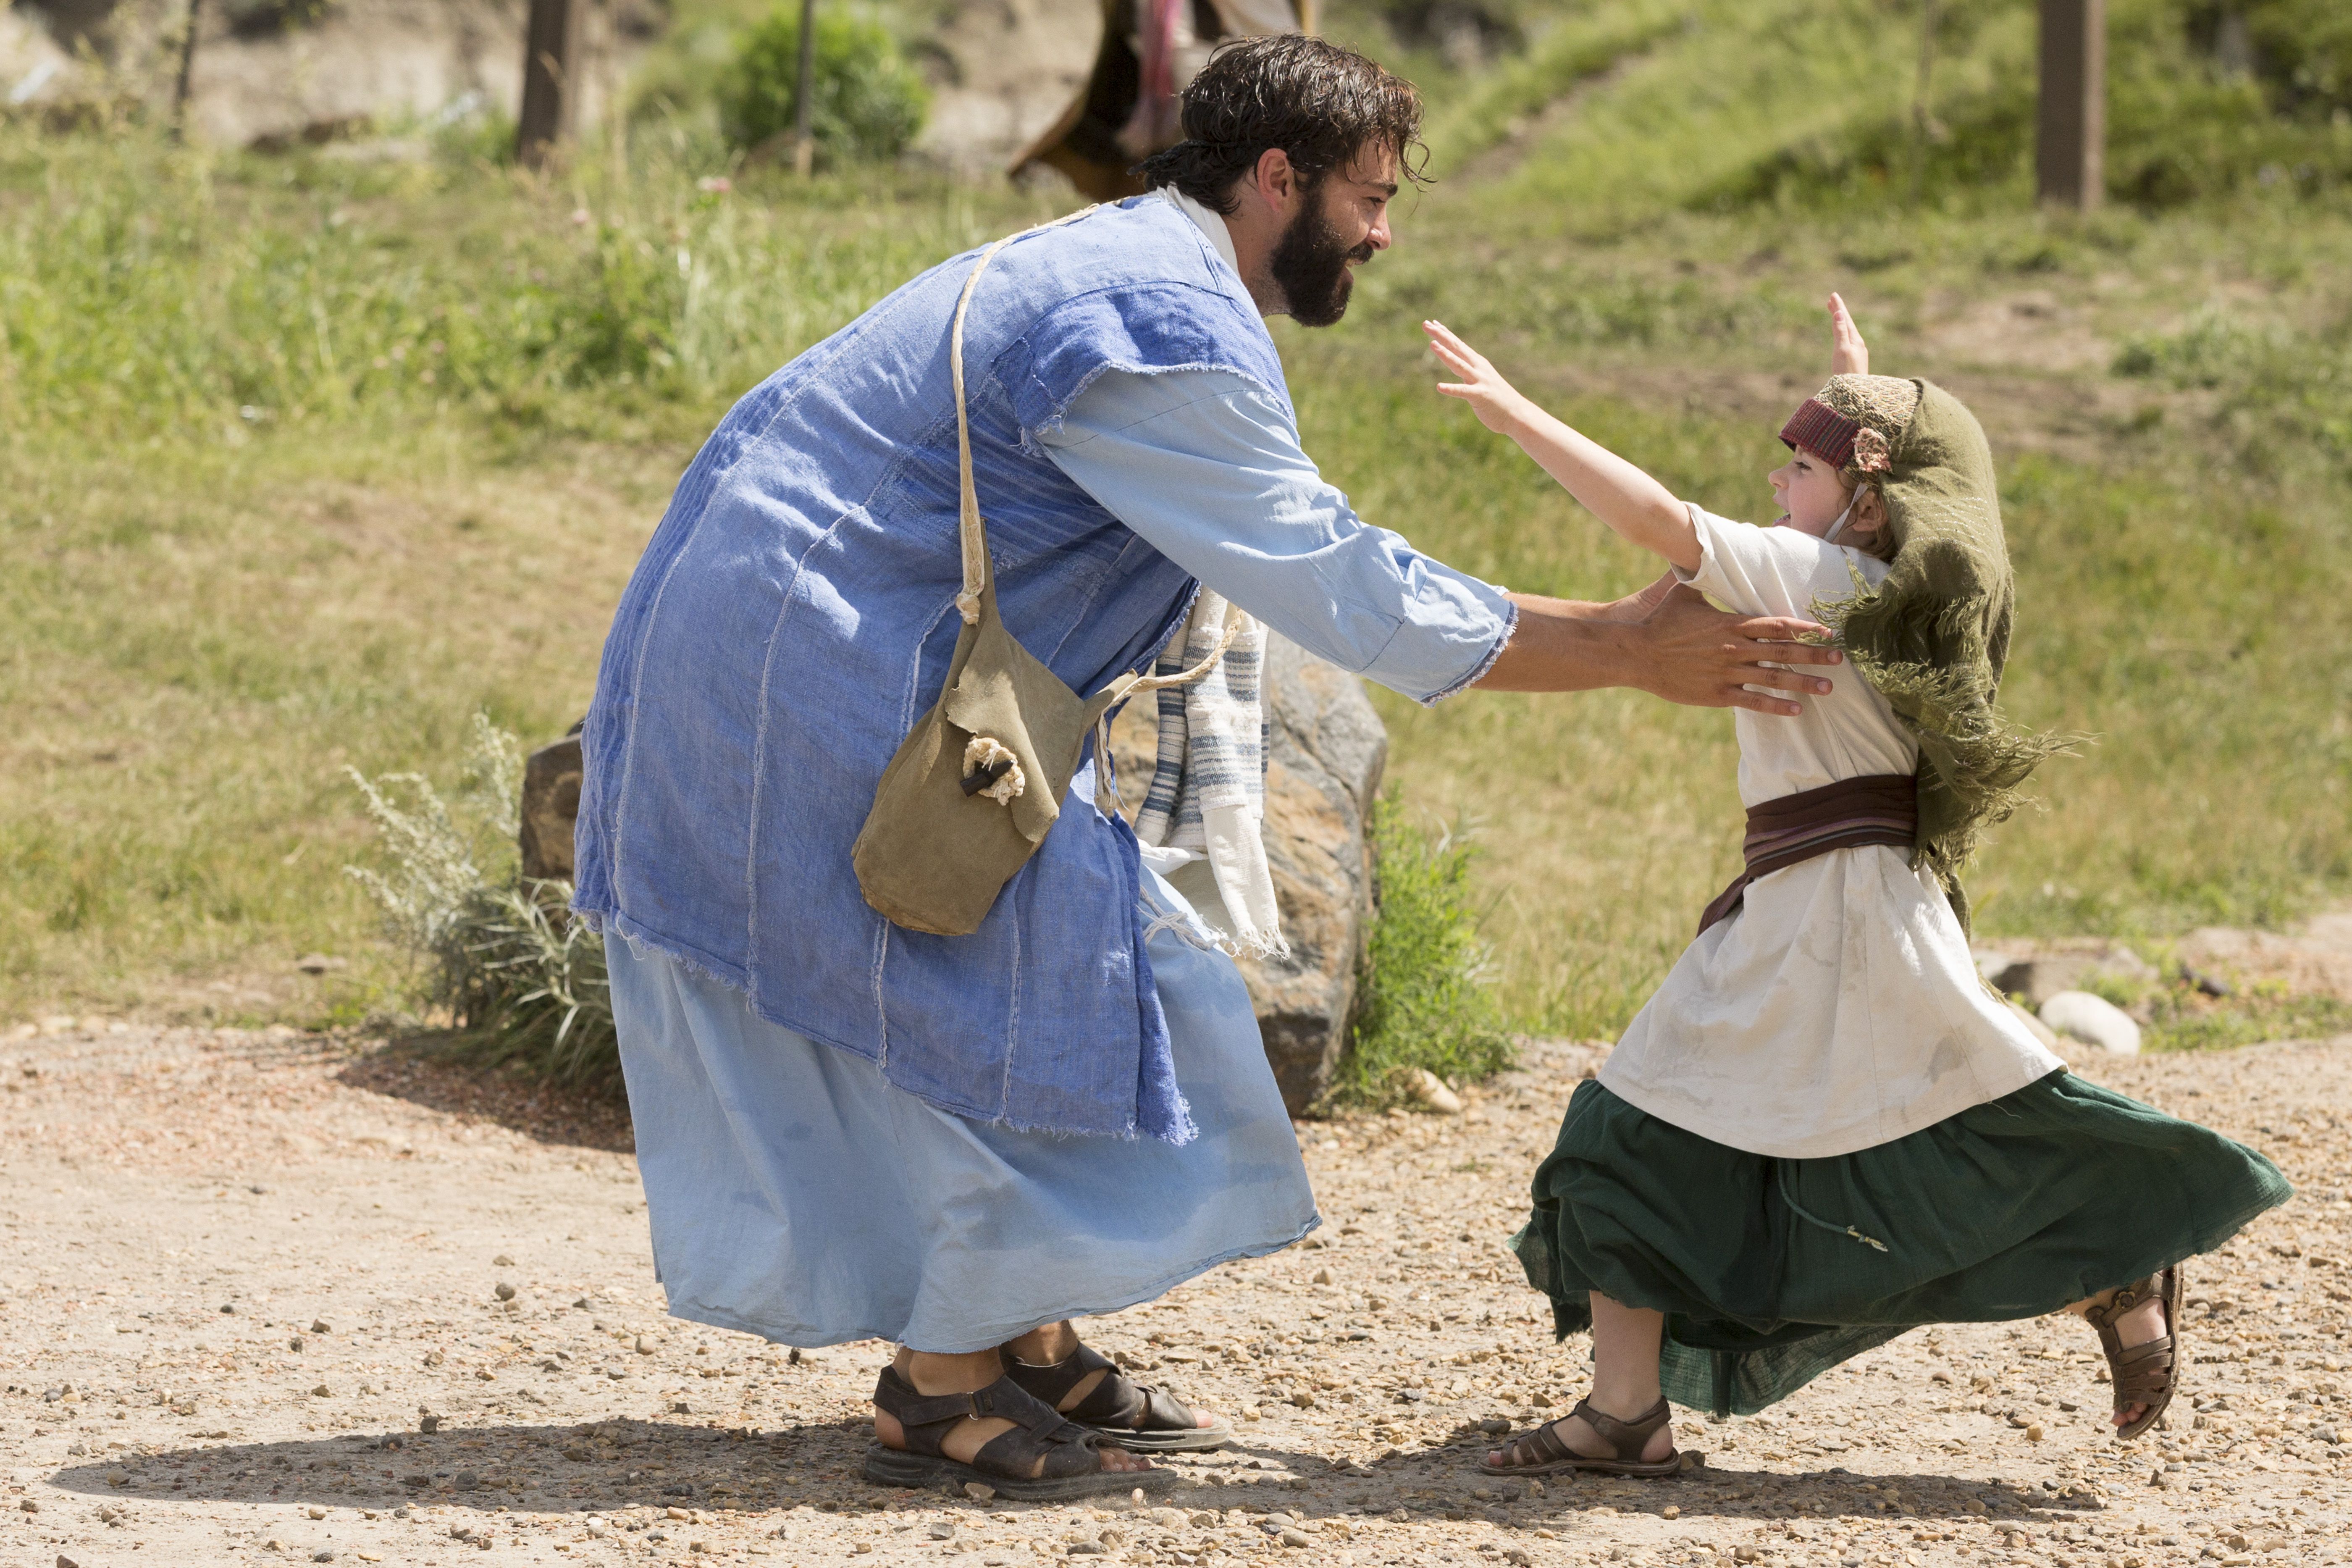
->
[3,1,2350,1041]
[2084,970,2352,1053]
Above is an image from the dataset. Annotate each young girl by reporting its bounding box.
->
[1423,300,2290,1477]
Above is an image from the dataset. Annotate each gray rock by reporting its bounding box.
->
[518,731,585,883]
[1991,947,2157,1007]
[2040,991,2142,1056]
[1112,635,1386,1111]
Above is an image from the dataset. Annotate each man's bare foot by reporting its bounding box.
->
[1003,1321,1220,1434]
[1485,1395,1674,1469]
[873,1343,1155,1476]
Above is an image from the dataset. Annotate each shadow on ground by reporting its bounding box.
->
[47,1416,866,1513]
[51,1417,2085,1535]
[334,1036,635,1154]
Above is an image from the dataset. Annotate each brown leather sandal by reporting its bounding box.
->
[1477,1395,1682,1478]
[861,1365,1177,1499]
[2086,1264,2182,1442]
[1000,1339,1232,1452]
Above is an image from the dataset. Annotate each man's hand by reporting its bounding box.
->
[1472,585,1841,711]
[1634,583,1839,716]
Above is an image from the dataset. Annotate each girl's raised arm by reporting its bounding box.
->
[1423,320,1699,573]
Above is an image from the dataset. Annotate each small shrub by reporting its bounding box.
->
[345,716,619,1091]
[718,7,928,164]
[1331,798,1515,1109]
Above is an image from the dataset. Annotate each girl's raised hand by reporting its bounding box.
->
[1828,293,1869,376]
[1424,320,1531,435]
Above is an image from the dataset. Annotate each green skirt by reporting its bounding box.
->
[1510,1069,2289,1418]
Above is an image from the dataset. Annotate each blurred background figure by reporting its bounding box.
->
[1013,0,1311,200]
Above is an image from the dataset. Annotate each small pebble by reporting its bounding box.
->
[494,1253,516,1266]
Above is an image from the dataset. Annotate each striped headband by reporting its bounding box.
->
[1779,398,1860,470]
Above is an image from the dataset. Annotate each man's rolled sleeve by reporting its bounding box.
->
[1040,368,1515,704]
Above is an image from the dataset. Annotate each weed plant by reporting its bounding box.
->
[345,717,618,1087]
[1334,801,1514,1107]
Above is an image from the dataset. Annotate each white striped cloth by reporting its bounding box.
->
[1130,591,1287,958]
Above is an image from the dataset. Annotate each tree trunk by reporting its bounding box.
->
[517,0,585,171]
[171,0,203,144]
[792,0,818,176]
[2036,0,2105,210]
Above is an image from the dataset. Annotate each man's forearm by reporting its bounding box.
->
[1472,594,1646,692]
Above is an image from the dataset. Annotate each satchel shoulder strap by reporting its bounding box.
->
[947,206,1095,626]
[945,202,1243,689]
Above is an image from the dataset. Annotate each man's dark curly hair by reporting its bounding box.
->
[1133,35,1428,215]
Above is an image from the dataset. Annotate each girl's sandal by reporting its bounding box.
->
[2086,1264,2183,1442]
[999,1339,1233,1452]
[1477,1396,1683,1479]
[861,1365,1179,1500]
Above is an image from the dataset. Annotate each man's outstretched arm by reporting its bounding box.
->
[1475,584,1841,717]
[1042,370,1840,714]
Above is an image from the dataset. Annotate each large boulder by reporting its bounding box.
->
[1107,634,1386,1113]
[518,732,583,883]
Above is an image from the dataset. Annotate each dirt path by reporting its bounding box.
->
[5,1022,2352,1568]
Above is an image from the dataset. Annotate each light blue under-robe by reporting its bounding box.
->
[612,866,1316,1353]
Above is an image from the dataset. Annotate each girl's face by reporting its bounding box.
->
[1767,445,1853,536]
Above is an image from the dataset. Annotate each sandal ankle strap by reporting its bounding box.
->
[1568,1396,1671,1462]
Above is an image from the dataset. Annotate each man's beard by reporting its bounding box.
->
[1269,191,1375,328]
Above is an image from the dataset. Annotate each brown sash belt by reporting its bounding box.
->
[1696,772,1919,937]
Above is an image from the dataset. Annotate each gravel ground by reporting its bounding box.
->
[5,1017,2352,1568]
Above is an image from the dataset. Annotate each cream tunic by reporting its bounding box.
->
[1596,507,2063,1159]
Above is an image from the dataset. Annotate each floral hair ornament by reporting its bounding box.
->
[1851,426,1893,475]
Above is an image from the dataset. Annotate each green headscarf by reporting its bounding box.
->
[1804,378,2073,931]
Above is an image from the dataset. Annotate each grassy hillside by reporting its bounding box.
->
[1,1,2348,1035]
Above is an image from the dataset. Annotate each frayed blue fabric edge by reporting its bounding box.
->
[649,1213,1323,1354]
[1418,598,1520,707]
[578,904,1192,1147]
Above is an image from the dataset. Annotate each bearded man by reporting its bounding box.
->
[572,36,1841,1500]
